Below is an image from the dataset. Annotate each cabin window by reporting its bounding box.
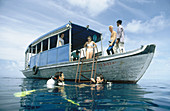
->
[62,30,69,44]
[50,35,57,49]
[32,46,36,54]
[43,39,48,51]
[37,42,41,53]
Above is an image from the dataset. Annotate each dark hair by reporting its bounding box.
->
[117,20,122,25]
[76,50,79,53]
[97,74,104,80]
[55,72,63,79]
[60,33,64,36]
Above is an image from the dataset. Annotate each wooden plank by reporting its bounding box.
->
[81,74,90,81]
[94,60,98,79]
[78,61,83,83]
[75,49,82,83]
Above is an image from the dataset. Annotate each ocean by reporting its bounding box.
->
[0,77,170,111]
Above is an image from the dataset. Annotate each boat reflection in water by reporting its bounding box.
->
[19,78,157,110]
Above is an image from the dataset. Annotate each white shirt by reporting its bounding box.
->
[117,25,125,43]
[58,37,64,46]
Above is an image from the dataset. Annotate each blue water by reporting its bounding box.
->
[0,77,170,111]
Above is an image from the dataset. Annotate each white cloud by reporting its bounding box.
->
[0,15,23,24]
[0,0,108,63]
[0,59,24,77]
[125,14,168,33]
[66,0,115,17]
[47,0,107,29]
[117,0,148,19]
[126,0,155,4]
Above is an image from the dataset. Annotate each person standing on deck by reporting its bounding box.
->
[114,20,125,53]
[106,25,117,55]
[58,33,64,47]
[84,36,97,59]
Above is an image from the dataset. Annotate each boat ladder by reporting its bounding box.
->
[75,48,98,83]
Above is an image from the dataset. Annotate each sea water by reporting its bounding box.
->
[0,77,170,111]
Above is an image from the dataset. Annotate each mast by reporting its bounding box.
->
[100,34,103,56]
[41,41,43,52]
[25,51,27,69]
[35,45,37,54]
[48,38,50,50]
[31,47,33,57]
[69,24,72,61]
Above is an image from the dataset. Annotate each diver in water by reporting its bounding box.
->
[56,72,65,86]
[47,72,65,86]
[90,74,107,84]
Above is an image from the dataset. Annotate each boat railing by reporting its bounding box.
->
[80,46,99,60]
[29,44,69,68]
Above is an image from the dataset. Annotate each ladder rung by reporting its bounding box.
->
[81,74,91,80]
[81,70,95,72]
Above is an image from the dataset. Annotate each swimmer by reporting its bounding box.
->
[90,74,107,84]
[47,72,65,87]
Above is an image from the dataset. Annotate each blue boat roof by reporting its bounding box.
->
[30,23,68,46]
[28,22,102,51]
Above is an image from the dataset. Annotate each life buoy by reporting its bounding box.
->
[33,66,39,75]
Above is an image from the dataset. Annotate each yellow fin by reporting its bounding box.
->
[14,90,36,97]
[64,98,80,106]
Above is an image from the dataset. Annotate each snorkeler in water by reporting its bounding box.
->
[47,72,65,86]
[90,74,107,84]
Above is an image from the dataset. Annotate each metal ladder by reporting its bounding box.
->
[75,48,98,83]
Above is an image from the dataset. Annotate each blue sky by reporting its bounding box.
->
[0,0,170,80]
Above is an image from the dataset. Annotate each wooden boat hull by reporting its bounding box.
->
[22,44,155,83]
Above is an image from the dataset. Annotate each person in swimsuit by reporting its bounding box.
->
[84,36,97,59]
[107,25,117,55]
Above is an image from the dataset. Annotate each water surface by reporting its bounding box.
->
[0,77,170,111]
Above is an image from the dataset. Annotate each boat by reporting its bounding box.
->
[22,22,156,83]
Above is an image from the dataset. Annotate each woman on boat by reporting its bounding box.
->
[84,36,97,59]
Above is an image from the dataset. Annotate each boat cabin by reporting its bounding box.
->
[25,22,103,69]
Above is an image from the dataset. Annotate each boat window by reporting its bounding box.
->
[63,30,69,45]
[93,35,97,42]
[32,46,36,54]
[37,42,41,53]
[50,35,57,49]
[43,39,48,51]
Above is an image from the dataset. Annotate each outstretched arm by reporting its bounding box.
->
[91,78,96,83]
